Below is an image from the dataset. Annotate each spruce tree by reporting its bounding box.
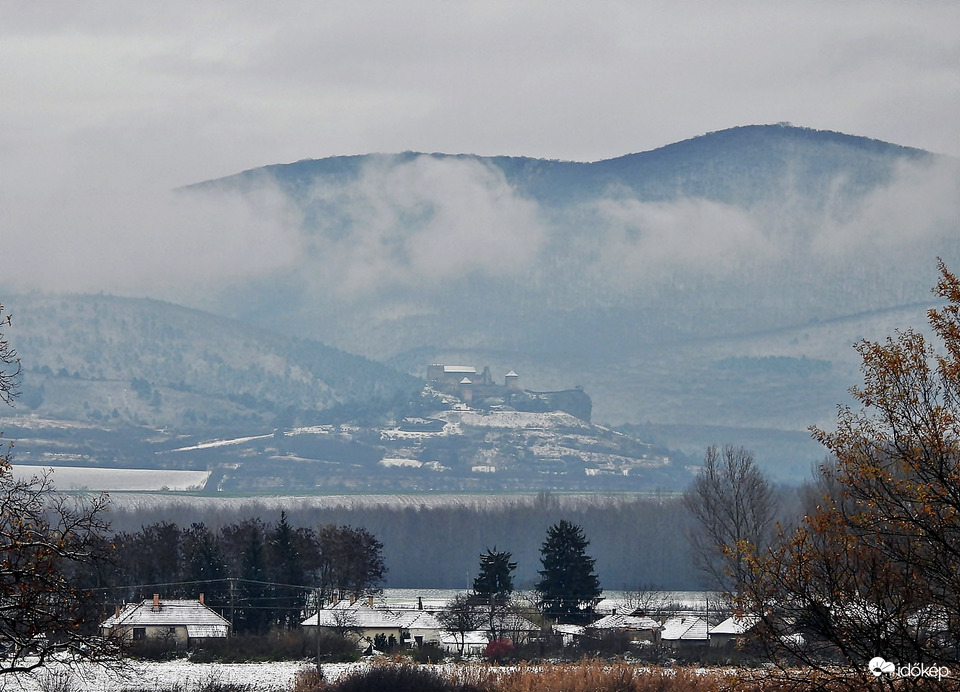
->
[536,520,602,623]
[473,547,516,600]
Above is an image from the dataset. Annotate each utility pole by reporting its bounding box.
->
[229,578,236,632]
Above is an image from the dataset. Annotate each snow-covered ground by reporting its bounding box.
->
[1,660,363,692]
[10,465,211,492]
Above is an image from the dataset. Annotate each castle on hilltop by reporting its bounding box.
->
[427,363,592,422]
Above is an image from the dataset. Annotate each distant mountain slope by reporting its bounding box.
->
[180,125,959,441]
[6,125,958,486]
[6,294,421,431]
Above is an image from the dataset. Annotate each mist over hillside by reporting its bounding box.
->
[3,124,958,484]
[184,125,960,432]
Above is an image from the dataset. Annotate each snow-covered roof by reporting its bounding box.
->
[711,615,759,636]
[553,623,585,636]
[660,616,709,641]
[481,613,538,632]
[302,603,406,630]
[101,599,229,631]
[589,613,659,631]
[397,610,443,631]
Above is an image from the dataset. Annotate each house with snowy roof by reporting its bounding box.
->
[302,597,446,650]
[99,594,229,647]
[659,615,709,654]
[302,598,404,646]
[709,615,761,650]
[587,612,660,643]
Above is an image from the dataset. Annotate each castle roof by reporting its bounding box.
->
[444,365,476,374]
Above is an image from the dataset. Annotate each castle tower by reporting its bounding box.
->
[505,370,520,391]
[427,364,444,383]
[459,377,473,403]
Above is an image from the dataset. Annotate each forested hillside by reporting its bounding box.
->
[7,294,421,431]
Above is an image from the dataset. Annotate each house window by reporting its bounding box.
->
[133,628,146,640]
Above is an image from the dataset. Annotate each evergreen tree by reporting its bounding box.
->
[222,519,272,634]
[269,511,305,628]
[536,520,602,623]
[472,547,516,600]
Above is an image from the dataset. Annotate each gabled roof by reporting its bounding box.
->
[397,610,443,631]
[553,623,585,636]
[589,613,659,631]
[711,615,760,636]
[101,599,229,633]
[302,603,405,630]
[660,616,709,641]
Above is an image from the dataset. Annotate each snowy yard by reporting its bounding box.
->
[1,660,363,692]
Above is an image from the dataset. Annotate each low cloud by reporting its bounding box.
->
[3,175,303,304]
[811,157,960,259]
[583,197,779,287]
[297,155,547,294]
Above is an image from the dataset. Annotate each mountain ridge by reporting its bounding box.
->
[5,124,959,485]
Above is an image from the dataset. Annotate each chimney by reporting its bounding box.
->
[349,594,356,605]
[418,596,423,611]
[153,594,160,610]
[332,594,339,606]
[115,605,121,618]
[199,593,205,605]
[368,596,374,608]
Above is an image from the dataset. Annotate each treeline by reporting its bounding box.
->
[95,513,385,633]
[103,492,742,595]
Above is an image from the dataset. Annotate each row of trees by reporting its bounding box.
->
[103,515,386,632]
[438,520,603,655]
[685,262,960,690]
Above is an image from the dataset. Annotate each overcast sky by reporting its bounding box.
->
[2,1,959,299]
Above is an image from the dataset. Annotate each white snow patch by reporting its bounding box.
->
[168,434,272,452]
[11,465,211,492]
[436,409,589,429]
[379,457,422,468]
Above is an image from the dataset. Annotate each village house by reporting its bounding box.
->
[709,615,761,651]
[301,596,445,651]
[659,615,710,654]
[586,611,660,644]
[99,594,229,648]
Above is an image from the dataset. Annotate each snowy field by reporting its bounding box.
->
[0,660,363,692]
[11,465,211,492]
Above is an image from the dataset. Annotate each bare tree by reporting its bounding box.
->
[684,445,777,593]
[0,303,118,675]
[329,607,363,641]
[436,592,484,657]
